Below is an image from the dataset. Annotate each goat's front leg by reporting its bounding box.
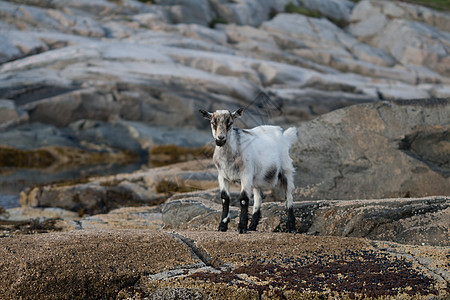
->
[218,175,231,232]
[249,188,262,231]
[238,179,252,234]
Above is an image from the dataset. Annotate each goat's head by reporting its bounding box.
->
[199,108,244,147]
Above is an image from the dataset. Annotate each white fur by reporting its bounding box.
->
[201,108,297,232]
[213,123,296,213]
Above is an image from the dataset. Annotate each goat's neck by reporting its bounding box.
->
[215,128,240,158]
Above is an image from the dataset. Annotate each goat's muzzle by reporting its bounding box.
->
[215,137,226,147]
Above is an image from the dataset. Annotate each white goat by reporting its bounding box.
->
[199,108,297,233]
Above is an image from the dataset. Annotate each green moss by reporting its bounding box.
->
[284,2,348,28]
[149,144,213,167]
[0,146,55,168]
[77,207,85,218]
[0,146,139,169]
[99,179,123,187]
[347,0,449,11]
[209,17,228,28]
[57,147,138,166]
[285,2,322,18]
[52,177,91,187]
[155,179,202,195]
[401,0,450,11]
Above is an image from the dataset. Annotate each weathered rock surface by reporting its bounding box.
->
[17,159,217,215]
[14,160,448,246]
[0,99,28,129]
[0,120,211,159]
[80,206,163,230]
[0,0,448,146]
[0,206,80,237]
[69,191,449,247]
[349,0,450,38]
[0,230,198,299]
[2,206,78,221]
[20,182,162,216]
[0,229,448,299]
[293,99,450,200]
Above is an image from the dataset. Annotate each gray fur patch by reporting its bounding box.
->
[264,165,278,182]
[234,128,241,147]
[278,172,288,192]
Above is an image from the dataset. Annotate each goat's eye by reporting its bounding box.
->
[211,121,217,129]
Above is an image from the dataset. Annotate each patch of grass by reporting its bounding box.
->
[400,0,450,11]
[209,17,228,28]
[284,2,348,27]
[285,2,322,18]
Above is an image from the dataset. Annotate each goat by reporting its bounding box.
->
[199,108,297,233]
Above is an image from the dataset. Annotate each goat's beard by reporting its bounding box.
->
[215,139,226,147]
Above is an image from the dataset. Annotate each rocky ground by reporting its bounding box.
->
[3,156,449,245]
[0,230,449,299]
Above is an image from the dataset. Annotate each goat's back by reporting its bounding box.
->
[242,125,292,159]
[248,125,295,147]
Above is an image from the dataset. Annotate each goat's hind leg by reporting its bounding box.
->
[249,188,262,231]
[280,170,296,233]
[286,193,296,233]
[218,176,231,232]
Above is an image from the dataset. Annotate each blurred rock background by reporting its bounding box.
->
[0,0,448,237]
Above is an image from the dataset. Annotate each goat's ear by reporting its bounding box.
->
[199,109,213,120]
[232,107,244,119]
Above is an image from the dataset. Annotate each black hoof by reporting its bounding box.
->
[238,221,248,234]
[248,222,258,231]
[287,207,296,234]
[287,222,296,234]
[218,222,228,232]
[248,211,260,231]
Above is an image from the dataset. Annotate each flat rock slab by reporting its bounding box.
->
[0,230,448,299]
[0,230,196,299]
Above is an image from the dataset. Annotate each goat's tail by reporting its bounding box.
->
[283,127,298,146]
